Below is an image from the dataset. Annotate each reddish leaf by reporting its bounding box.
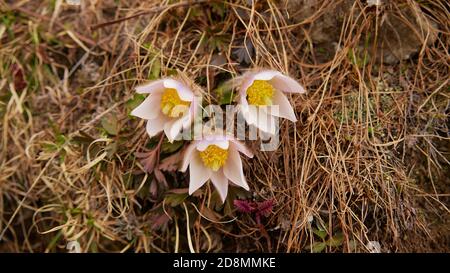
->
[136,135,165,174]
[37,44,51,63]
[234,199,275,225]
[158,153,180,172]
[256,199,274,218]
[154,169,168,188]
[166,188,189,194]
[136,150,158,173]
[149,179,158,199]
[12,64,26,91]
[234,199,256,214]
[150,213,171,230]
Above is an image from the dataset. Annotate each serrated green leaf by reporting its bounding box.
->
[55,134,66,146]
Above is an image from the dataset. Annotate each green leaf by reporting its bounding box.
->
[223,198,234,216]
[31,24,40,45]
[72,131,95,145]
[210,190,224,211]
[161,140,184,154]
[149,58,161,80]
[232,186,252,200]
[42,143,58,152]
[69,208,83,216]
[327,232,344,247]
[46,230,63,251]
[105,142,118,159]
[348,48,369,68]
[213,81,234,105]
[101,115,118,135]
[307,242,326,253]
[312,228,328,240]
[167,69,178,76]
[211,3,226,18]
[90,241,98,253]
[165,193,189,207]
[126,94,145,115]
[55,134,66,146]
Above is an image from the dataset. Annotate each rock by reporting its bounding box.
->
[374,4,438,64]
[284,0,438,64]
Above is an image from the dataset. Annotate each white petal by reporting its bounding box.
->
[136,79,165,94]
[263,89,297,122]
[180,143,197,172]
[240,103,258,126]
[210,170,229,203]
[270,74,306,93]
[130,93,162,120]
[183,110,195,128]
[163,79,194,101]
[189,153,212,195]
[163,115,189,143]
[239,73,256,97]
[229,140,254,158]
[257,110,276,135]
[253,70,280,81]
[196,139,229,151]
[223,146,249,190]
[145,115,167,137]
[239,70,278,99]
[242,105,276,135]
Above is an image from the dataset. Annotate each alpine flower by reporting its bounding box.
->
[236,69,306,135]
[180,133,253,202]
[131,78,199,142]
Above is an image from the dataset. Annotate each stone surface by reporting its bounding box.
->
[284,0,438,64]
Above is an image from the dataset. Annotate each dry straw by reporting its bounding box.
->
[0,0,448,252]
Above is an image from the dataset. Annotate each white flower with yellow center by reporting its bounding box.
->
[237,70,306,135]
[131,78,199,142]
[180,134,253,202]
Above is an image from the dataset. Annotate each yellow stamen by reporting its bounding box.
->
[199,145,229,171]
[160,88,190,118]
[246,80,274,106]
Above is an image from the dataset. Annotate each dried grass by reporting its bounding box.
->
[0,0,448,252]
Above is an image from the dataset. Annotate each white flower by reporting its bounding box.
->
[367,0,382,7]
[236,69,306,135]
[131,78,199,142]
[180,134,253,202]
[66,241,81,253]
[366,241,381,253]
[66,0,81,5]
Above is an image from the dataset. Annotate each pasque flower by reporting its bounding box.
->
[131,78,199,142]
[236,69,306,134]
[180,133,253,202]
